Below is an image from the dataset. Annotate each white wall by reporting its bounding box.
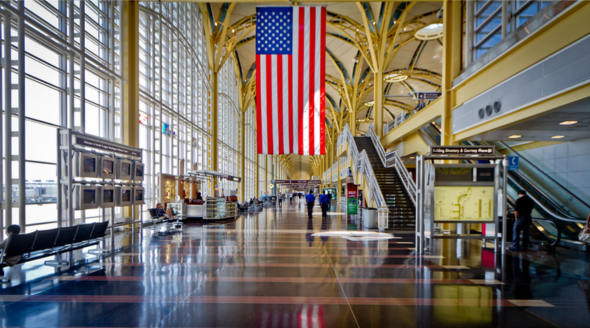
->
[516,138,590,217]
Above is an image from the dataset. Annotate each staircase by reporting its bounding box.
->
[354,137,416,230]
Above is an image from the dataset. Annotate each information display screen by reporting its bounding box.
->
[434,186,495,222]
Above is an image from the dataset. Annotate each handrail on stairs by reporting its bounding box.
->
[366,124,417,206]
[337,124,389,230]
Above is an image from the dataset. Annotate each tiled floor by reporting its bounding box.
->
[1,201,590,327]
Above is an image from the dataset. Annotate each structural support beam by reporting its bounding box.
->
[210,71,218,171]
[374,70,384,137]
[441,0,462,146]
[122,0,139,148]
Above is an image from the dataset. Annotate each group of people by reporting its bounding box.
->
[238,198,264,211]
[305,191,332,219]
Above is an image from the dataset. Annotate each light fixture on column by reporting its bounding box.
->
[415,23,444,40]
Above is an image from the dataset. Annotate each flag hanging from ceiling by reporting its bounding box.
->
[255,6,326,155]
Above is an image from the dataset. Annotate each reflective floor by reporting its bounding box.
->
[1,201,590,327]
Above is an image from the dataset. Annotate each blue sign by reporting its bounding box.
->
[507,156,519,171]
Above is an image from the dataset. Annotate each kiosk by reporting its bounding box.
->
[187,170,241,220]
[415,146,508,254]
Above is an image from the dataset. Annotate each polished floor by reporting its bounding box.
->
[1,200,590,327]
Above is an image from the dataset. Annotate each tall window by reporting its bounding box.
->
[1,1,121,231]
[138,2,210,217]
[473,0,554,59]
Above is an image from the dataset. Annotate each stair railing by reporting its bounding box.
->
[366,124,417,206]
[338,124,389,230]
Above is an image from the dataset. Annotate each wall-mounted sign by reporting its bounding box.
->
[139,112,149,125]
[507,156,519,171]
[431,146,494,155]
[75,136,141,157]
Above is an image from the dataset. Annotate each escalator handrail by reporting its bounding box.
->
[509,169,577,218]
[508,195,562,248]
[498,141,590,210]
[531,218,562,248]
[507,173,586,223]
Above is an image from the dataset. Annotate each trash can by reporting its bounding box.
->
[362,207,378,229]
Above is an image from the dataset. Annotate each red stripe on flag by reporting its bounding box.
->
[320,8,326,155]
[309,7,316,154]
[277,55,284,154]
[256,55,262,154]
[266,56,274,153]
[298,7,305,155]
[288,55,293,154]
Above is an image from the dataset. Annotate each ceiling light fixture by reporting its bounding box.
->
[364,101,374,107]
[509,135,522,139]
[415,23,444,40]
[551,135,565,139]
[384,72,408,83]
[559,121,578,125]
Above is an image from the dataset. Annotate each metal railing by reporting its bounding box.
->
[383,114,405,135]
[338,124,389,230]
[366,124,417,205]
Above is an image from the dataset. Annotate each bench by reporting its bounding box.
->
[0,221,109,281]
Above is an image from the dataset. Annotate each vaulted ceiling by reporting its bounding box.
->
[201,1,444,177]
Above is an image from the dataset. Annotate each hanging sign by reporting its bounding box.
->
[431,146,494,155]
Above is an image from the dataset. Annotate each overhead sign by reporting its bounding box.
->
[227,175,242,182]
[431,146,494,155]
[507,156,519,171]
[416,92,442,100]
[75,136,141,157]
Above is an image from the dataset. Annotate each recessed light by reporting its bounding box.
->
[559,121,577,125]
[551,135,565,139]
[509,135,521,138]
[409,157,415,159]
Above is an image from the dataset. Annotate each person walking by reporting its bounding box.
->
[320,192,330,219]
[509,190,535,251]
[305,190,316,219]
[278,193,283,207]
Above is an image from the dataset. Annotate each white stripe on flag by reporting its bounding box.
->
[260,55,268,154]
[302,7,310,155]
[282,55,289,153]
[292,8,299,154]
[313,8,321,155]
[271,55,279,154]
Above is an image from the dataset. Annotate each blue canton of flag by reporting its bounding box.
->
[256,7,293,55]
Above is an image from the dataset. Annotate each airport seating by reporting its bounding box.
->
[0,221,110,275]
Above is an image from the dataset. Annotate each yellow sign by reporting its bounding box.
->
[268,184,274,188]
[434,186,494,222]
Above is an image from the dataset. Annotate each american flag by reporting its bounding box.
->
[256,6,326,155]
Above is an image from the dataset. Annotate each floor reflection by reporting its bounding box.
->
[0,203,589,327]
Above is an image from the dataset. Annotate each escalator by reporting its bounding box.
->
[415,120,588,250]
[466,140,588,250]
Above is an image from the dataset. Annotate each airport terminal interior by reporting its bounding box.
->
[1,0,590,327]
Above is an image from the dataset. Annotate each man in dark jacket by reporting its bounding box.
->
[320,193,330,219]
[509,190,535,251]
[305,191,316,219]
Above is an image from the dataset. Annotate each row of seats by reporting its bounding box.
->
[0,221,109,266]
